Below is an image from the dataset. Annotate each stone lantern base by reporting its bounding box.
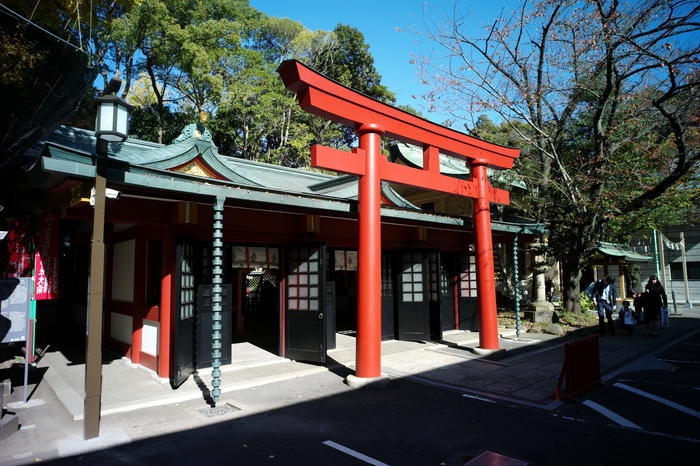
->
[525,300,555,323]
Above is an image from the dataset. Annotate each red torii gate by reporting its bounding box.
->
[278,60,520,382]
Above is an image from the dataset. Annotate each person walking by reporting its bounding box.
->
[644,275,667,336]
[631,289,645,323]
[593,275,617,335]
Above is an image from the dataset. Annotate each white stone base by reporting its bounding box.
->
[472,347,504,357]
[345,374,391,389]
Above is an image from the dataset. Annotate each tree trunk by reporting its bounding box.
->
[562,257,583,313]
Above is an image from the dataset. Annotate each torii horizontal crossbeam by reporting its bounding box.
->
[311,145,510,205]
[278,60,520,169]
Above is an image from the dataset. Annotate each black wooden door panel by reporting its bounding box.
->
[396,251,430,341]
[285,244,326,363]
[381,252,395,340]
[429,251,442,340]
[171,242,196,388]
[196,283,233,368]
[440,253,457,331]
[325,281,336,350]
[458,252,479,331]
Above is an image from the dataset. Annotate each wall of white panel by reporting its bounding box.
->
[110,312,132,346]
[141,320,159,355]
[111,239,135,302]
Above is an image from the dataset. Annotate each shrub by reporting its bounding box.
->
[579,292,595,311]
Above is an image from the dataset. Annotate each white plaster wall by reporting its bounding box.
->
[111,239,135,302]
[141,320,159,355]
[110,312,132,345]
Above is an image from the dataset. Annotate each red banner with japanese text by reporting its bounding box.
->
[34,214,59,300]
[5,217,32,278]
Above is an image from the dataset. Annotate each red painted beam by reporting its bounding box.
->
[311,145,510,205]
[278,60,520,168]
[311,145,365,175]
[423,146,440,174]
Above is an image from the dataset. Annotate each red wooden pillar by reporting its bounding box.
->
[131,238,147,364]
[158,230,174,378]
[355,123,384,378]
[471,160,499,350]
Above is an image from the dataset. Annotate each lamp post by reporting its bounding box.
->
[84,78,131,440]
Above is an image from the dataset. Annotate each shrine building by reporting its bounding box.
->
[10,61,544,388]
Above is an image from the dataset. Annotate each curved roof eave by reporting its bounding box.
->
[595,242,653,262]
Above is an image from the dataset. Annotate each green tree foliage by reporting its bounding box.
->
[96,1,395,164]
[323,24,396,148]
[419,0,700,312]
[108,0,258,142]
[129,105,192,144]
[0,1,126,170]
[207,21,394,164]
[327,25,394,103]
[2,1,400,168]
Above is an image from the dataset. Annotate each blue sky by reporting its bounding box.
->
[250,0,509,125]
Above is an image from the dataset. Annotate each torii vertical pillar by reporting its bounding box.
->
[471,160,499,350]
[355,124,384,379]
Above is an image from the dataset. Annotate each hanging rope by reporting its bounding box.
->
[660,232,684,251]
[0,3,86,53]
[89,0,93,56]
[75,0,83,51]
[29,0,41,20]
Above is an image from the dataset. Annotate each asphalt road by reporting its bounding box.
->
[556,330,700,444]
[44,364,699,466]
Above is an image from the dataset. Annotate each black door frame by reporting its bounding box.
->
[381,251,396,340]
[171,240,196,388]
[395,249,431,341]
[284,242,328,363]
[458,250,479,331]
[439,252,458,332]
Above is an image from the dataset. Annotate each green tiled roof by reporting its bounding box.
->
[595,242,653,262]
[37,124,543,234]
[41,125,424,205]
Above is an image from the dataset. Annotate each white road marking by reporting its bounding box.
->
[640,430,700,444]
[548,413,586,423]
[603,327,700,383]
[20,424,36,430]
[462,393,497,403]
[323,440,389,466]
[582,400,642,429]
[617,379,700,391]
[658,358,700,364]
[614,382,700,419]
[560,415,586,423]
[385,370,563,411]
